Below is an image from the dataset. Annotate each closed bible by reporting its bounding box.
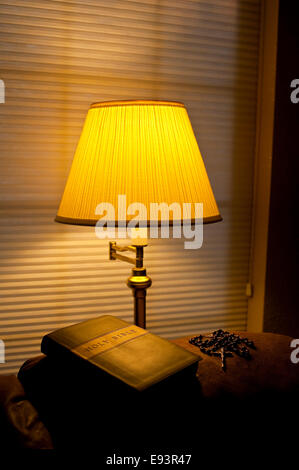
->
[41,315,199,392]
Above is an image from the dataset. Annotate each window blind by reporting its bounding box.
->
[0,0,261,374]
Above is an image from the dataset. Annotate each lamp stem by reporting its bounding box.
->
[109,242,152,328]
[127,267,152,329]
[134,288,147,329]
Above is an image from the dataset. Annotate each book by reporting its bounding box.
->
[41,315,199,392]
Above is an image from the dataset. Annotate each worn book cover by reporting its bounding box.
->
[41,315,199,392]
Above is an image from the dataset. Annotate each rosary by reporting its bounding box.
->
[189,329,256,371]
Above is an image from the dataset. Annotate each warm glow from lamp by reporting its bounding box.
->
[129,227,148,246]
[56,100,221,225]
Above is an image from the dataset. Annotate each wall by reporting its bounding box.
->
[263,0,299,336]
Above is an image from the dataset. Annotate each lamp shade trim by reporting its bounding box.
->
[55,214,223,226]
[90,100,185,109]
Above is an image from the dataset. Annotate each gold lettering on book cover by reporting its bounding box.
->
[72,325,148,359]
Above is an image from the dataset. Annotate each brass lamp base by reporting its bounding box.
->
[109,241,151,329]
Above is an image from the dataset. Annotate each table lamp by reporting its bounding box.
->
[55,100,221,328]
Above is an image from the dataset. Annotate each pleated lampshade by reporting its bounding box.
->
[56,100,221,225]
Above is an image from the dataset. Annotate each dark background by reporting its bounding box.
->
[264,0,299,336]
